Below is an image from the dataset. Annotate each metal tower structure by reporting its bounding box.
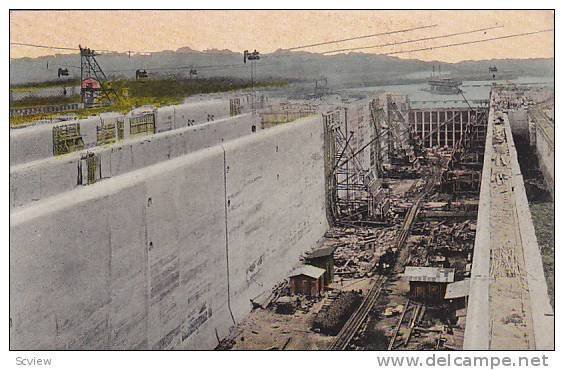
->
[79,45,119,108]
[243,49,260,114]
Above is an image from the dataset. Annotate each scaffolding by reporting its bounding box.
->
[386,95,421,169]
[323,107,389,227]
[52,123,84,156]
[96,121,117,146]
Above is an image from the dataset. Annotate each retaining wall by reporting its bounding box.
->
[503,114,554,350]
[10,99,242,166]
[463,106,494,350]
[536,125,554,197]
[10,114,257,209]
[508,109,529,141]
[10,115,328,350]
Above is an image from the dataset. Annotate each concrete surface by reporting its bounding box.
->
[10,115,328,350]
[463,107,494,350]
[534,115,554,197]
[10,99,243,166]
[10,114,257,209]
[508,109,529,141]
[503,114,554,350]
[464,92,554,350]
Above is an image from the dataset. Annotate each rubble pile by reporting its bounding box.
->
[323,227,398,278]
[408,219,476,272]
[312,291,362,335]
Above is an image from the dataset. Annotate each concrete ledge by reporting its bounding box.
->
[10,114,328,350]
[464,107,494,350]
[503,115,554,350]
[10,114,255,210]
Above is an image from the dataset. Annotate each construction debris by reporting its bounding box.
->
[312,291,362,335]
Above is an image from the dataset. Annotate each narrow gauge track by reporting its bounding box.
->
[328,167,440,350]
[387,299,425,350]
[329,275,387,350]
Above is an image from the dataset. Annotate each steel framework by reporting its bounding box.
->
[323,106,389,227]
[79,45,119,108]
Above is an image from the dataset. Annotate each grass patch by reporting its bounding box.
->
[11,95,81,108]
[10,78,80,92]
[10,77,288,128]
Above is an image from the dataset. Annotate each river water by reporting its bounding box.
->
[342,76,554,109]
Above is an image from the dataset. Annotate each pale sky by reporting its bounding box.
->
[10,10,554,62]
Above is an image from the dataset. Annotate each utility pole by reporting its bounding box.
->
[243,49,260,115]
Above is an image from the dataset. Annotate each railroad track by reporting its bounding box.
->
[387,299,425,350]
[328,275,387,350]
[329,168,440,351]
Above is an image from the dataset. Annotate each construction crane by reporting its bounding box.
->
[243,49,260,113]
[489,65,498,80]
[79,45,120,108]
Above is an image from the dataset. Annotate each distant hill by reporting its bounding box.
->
[9,48,554,87]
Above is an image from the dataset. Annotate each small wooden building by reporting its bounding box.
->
[305,245,337,284]
[444,279,470,310]
[289,265,326,297]
[404,266,455,302]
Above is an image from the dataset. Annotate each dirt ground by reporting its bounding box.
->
[529,201,555,309]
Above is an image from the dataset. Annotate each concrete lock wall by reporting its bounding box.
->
[224,116,328,320]
[10,124,54,166]
[10,114,257,209]
[536,127,554,196]
[508,109,529,142]
[463,107,495,350]
[10,99,239,166]
[10,115,328,350]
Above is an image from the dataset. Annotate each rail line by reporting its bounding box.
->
[387,299,425,349]
[329,165,440,350]
[328,275,387,350]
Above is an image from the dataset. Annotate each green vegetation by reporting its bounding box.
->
[529,201,554,309]
[11,95,81,108]
[112,77,286,98]
[10,78,80,92]
[10,77,288,127]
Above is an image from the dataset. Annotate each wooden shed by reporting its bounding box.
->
[305,245,337,284]
[404,266,455,302]
[289,265,326,297]
[444,279,470,310]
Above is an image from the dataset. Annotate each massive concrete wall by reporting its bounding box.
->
[10,114,257,209]
[10,115,328,350]
[224,117,328,320]
[465,100,554,349]
[10,123,54,166]
[536,124,554,197]
[464,107,494,350]
[10,99,243,166]
[503,114,554,350]
[508,109,529,142]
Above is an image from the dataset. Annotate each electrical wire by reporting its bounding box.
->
[320,25,504,55]
[282,24,437,51]
[10,42,78,51]
[381,29,554,56]
[10,42,163,55]
[11,28,554,78]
